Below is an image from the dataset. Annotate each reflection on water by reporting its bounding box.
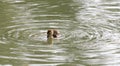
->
[0,0,120,66]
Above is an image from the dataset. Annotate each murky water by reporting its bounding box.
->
[0,0,120,66]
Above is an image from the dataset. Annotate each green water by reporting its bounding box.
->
[0,0,120,66]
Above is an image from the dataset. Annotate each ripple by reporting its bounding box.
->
[62,24,103,44]
[3,25,47,43]
[0,0,120,65]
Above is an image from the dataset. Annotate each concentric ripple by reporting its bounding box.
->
[0,0,120,66]
[2,24,45,43]
[62,24,102,44]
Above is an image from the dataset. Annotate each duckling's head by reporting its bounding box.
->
[47,29,59,38]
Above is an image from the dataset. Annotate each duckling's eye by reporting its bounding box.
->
[53,34,57,38]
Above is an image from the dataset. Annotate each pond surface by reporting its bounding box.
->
[0,0,120,66]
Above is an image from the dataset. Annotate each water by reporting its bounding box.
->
[0,0,120,66]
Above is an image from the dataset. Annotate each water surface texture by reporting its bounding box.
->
[0,0,120,66]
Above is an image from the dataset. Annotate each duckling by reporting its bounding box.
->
[47,29,59,44]
[47,29,59,38]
